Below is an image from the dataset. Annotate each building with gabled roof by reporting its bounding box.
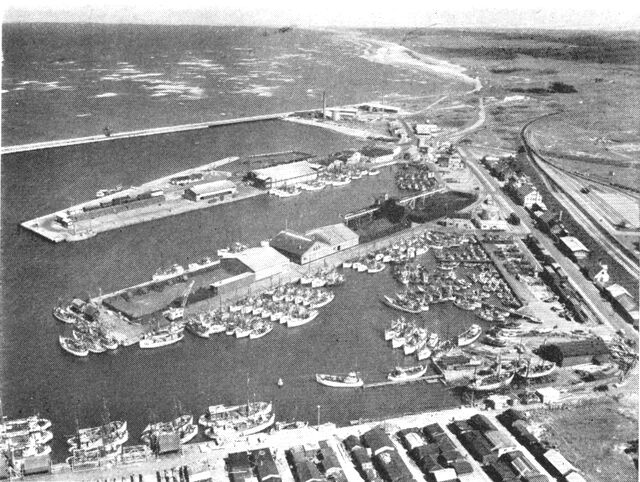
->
[559,236,590,260]
[269,223,359,264]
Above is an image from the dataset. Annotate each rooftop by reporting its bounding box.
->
[559,236,590,253]
[270,230,318,256]
[252,160,317,181]
[306,223,359,246]
[230,246,290,273]
[187,179,236,195]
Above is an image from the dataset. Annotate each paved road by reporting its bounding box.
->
[459,148,638,340]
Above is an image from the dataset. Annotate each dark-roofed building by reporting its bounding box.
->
[513,184,542,209]
[289,447,323,482]
[423,423,445,443]
[501,450,536,477]
[363,427,395,456]
[343,435,363,453]
[318,441,342,478]
[536,338,609,366]
[468,414,498,433]
[459,430,498,465]
[451,460,474,476]
[374,450,413,482]
[398,431,425,451]
[253,448,281,482]
[227,452,253,480]
[450,420,474,436]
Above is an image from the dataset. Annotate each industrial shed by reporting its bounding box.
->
[542,449,577,478]
[605,283,640,327]
[535,338,609,366]
[249,160,317,189]
[220,246,290,281]
[184,179,237,202]
[270,223,359,265]
[559,236,590,261]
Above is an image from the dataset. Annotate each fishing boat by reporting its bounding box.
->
[152,264,185,281]
[0,416,52,439]
[517,359,557,380]
[367,262,386,274]
[139,323,184,349]
[310,291,335,309]
[315,372,364,388]
[483,334,508,347]
[185,317,213,339]
[416,345,432,361]
[382,295,422,314]
[249,322,273,340]
[468,369,515,392]
[52,305,79,324]
[96,185,124,198]
[286,309,319,328]
[457,324,482,347]
[141,414,197,446]
[204,411,275,441]
[387,364,427,382]
[67,421,129,452]
[217,242,249,258]
[342,260,353,269]
[11,443,52,462]
[59,335,89,357]
[198,401,273,428]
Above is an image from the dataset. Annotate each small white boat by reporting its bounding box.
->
[316,372,364,388]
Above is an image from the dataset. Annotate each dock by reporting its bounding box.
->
[1,113,292,155]
[363,374,445,389]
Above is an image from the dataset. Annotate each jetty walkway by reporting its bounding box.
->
[1,112,292,155]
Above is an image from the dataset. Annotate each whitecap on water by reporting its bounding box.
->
[94,92,118,98]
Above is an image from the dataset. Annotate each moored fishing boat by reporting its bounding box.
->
[249,322,273,340]
[517,359,557,380]
[286,309,319,328]
[387,364,427,382]
[315,372,363,388]
[139,324,185,348]
[67,421,128,452]
[198,401,273,428]
[457,324,482,347]
[382,295,422,314]
[468,369,515,392]
[52,305,79,324]
[0,416,52,439]
[204,411,275,441]
[59,335,89,357]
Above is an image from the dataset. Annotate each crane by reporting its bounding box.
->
[163,280,195,321]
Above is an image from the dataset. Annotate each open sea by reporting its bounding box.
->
[1,24,474,462]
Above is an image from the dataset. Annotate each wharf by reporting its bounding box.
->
[1,113,292,155]
[20,157,271,243]
[363,374,444,389]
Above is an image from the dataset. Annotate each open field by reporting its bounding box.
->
[528,395,638,482]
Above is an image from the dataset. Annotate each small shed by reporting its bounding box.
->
[559,236,590,260]
[564,471,587,482]
[22,455,51,476]
[536,387,561,404]
[430,467,458,482]
[543,449,576,477]
[153,431,180,454]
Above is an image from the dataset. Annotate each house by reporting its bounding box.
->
[358,102,400,114]
[325,107,358,120]
[513,184,542,209]
[362,427,395,456]
[559,236,590,261]
[253,449,281,482]
[535,339,609,366]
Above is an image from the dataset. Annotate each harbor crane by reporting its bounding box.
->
[163,280,195,321]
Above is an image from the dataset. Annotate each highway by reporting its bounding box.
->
[460,147,638,340]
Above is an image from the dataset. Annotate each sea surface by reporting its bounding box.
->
[0,24,476,462]
[1,24,465,146]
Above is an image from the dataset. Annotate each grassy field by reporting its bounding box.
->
[529,396,638,481]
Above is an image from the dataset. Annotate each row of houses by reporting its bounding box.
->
[497,409,588,482]
[398,422,476,481]
[288,441,347,482]
[226,449,281,482]
[449,413,550,482]
[343,427,414,482]
[525,236,590,323]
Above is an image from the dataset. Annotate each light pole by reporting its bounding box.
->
[317,405,321,429]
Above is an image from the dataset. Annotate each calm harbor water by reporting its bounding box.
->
[1,23,476,462]
[1,118,479,461]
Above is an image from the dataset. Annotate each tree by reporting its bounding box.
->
[507,213,521,225]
